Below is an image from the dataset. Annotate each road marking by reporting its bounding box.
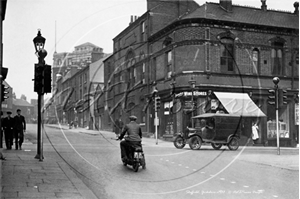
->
[178,164,182,166]
[166,160,169,162]
[24,150,31,152]
[201,171,205,174]
[243,185,249,188]
[220,178,225,180]
[230,181,236,184]
[185,166,189,169]
[193,169,197,171]
[171,162,175,164]
[273,195,279,198]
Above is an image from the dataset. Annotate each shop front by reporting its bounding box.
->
[161,91,266,143]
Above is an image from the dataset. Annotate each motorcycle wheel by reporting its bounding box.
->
[189,136,202,150]
[173,136,186,149]
[133,162,139,172]
[211,143,222,150]
[227,137,239,151]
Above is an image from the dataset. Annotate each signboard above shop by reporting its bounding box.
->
[175,91,207,98]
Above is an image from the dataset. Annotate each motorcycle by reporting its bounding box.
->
[117,139,146,172]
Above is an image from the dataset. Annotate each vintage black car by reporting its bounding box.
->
[173,113,243,150]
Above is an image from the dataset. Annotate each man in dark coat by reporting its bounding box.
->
[3,111,14,149]
[14,109,26,150]
[118,115,142,161]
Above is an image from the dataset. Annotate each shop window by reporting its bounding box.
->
[267,104,290,139]
[220,38,234,73]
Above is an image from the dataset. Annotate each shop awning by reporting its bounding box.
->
[214,92,266,117]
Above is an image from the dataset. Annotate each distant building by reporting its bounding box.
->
[51,42,108,128]
[13,98,34,123]
[1,80,13,114]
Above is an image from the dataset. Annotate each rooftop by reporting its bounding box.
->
[183,2,298,29]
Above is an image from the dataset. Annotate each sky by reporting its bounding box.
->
[2,0,297,101]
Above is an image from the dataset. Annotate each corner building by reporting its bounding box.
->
[102,0,299,147]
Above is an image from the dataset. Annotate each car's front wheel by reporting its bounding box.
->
[189,136,202,150]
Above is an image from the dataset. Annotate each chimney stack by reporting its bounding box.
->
[294,1,299,15]
[220,0,232,12]
[261,0,267,11]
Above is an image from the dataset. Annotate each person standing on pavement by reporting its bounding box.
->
[0,111,6,160]
[14,109,26,150]
[3,111,14,150]
[117,115,142,161]
[252,121,259,144]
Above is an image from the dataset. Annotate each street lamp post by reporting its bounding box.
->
[33,30,47,161]
[189,77,196,128]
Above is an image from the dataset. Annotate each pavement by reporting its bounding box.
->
[0,124,298,199]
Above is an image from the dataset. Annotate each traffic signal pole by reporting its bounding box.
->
[33,30,52,161]
[155,107,158,145]
[275,84,280,155]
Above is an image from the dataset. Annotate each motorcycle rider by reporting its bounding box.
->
[117,115,142,162]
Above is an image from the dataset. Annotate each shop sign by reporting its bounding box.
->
[175,91,207,98]
[296,103,299,125]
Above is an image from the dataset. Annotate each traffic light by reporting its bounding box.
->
[268,89,276,106]
[278,89,288,107]
[34,64,44,94]
[1,83,9,101]
[43,65,52,93]
[34,64,52,94]
[155,96,161,111]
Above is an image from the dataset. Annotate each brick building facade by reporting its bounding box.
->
[52,42,106,128]
[101,0,299,146]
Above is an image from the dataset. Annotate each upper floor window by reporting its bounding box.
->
[205,28,210,40]
[271,41,284,76]
[166,51,172,78]
[252,48,260,74]
[220,38,234,73]
[141,21,145,42]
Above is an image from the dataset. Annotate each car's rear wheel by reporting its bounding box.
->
[227,137,239,151]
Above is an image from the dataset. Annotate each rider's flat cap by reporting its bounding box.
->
[7,111,12,114]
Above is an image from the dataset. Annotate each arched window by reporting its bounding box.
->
[220,37,234,73]
[252,48,260,74]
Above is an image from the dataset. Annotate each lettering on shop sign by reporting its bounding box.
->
[175,91,207,98]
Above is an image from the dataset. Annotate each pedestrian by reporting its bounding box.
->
[3,111,14,150]
[252,121,259,144]
[0,111,6,160]
[13,109,26,150]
